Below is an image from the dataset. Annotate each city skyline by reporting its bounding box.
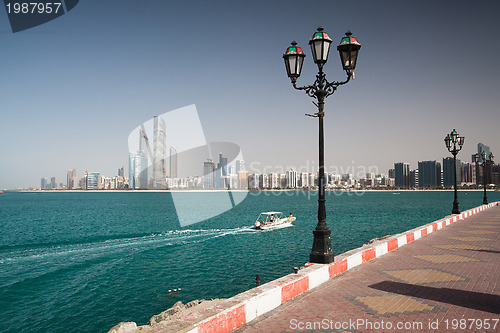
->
[36,137,498,191]
[1,1,500,189]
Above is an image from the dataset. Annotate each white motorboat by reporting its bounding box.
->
[254,212,295,230]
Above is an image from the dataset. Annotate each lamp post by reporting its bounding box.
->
[474,152,494,204]
[444,129,464,214]
[283,27,361,264]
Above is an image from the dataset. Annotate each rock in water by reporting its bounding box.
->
[148,300,201,325]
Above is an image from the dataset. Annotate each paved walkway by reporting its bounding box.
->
[234,206,500,333]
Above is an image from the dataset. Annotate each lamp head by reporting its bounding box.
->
[283,41,306,80]
[309,26,333,67]
[337,30,361,72]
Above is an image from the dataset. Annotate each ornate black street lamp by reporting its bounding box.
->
[444,129,465,214]
[474,152,494,204]
[283,27,361,264]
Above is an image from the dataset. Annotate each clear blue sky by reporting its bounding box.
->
[1,0,499,188]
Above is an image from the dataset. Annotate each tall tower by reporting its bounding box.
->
[153,116,167,188]
[394,162,410,188]
[129,129,150,189]
[203,159,215,189]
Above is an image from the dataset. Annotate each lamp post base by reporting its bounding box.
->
[452,201,460,215]
[483,197,488,205]
[310,228,335,264]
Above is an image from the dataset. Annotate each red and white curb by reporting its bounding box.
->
[182,202,499,333]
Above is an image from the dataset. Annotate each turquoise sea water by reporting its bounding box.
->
[0,190,498,333]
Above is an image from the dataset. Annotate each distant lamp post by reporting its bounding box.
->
[283,27,361,264]
[474,152,494,204]
[444,129,464,214]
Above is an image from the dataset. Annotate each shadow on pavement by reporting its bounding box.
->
[369,281,500,315]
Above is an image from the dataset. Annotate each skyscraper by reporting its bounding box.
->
[461,162,476,185]
[129,153,148,189]
[67,169,72,189]
[238,170,249,189]
[286,169,297,188]
[235,160,245,173]
[50,177,57,189]
[203,159,215,189]
[86,173,99,190]
[153,116,167,188]
[128,128,150,189]
[216,153,228,189]
[418,161,442,188]
[443,157,461,187]
[394,162,410,188]
[118,167,124,178]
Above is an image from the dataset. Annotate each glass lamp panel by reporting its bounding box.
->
[341,50,349,68]
[458,136,465,146]
[444,136,451,149]
[349,49,359,69]
[296,55,304,75]
[313,40,323,63]
[284,56,291,77]
[482,151,487,160]
[474,154,479,163]
[288,56,297,76]
[490,153,494,163]
[322,42,331,62]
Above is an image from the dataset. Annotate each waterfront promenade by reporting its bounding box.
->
[234,205,500,333]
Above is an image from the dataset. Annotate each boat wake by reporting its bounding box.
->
[0,226,255,265]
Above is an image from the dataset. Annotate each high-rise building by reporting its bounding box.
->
[118,167,125,178]
[235,160,245,173]
[418,161,442,188]
[443,157,461,187]
[169,146,178,178]
[238,170,249,189]
[299,173,309,187]
[86,173,100,190]
[473,143,491,163]
[41,178,48,189]
[461,162,476,185]
[50,177,57,189]
[259,174,269,189]
[129,152,148,189]
[215,153,228,189]
[410,169,418,188]
[67,169,73,189]
[249,173,260,189]
[394,162,410,188]
[308,173,317,187]
[269,172,278,189]
[203,159,215,189]
[388,168,395,179]
[153,116,167,189]
[286,169,297,188]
